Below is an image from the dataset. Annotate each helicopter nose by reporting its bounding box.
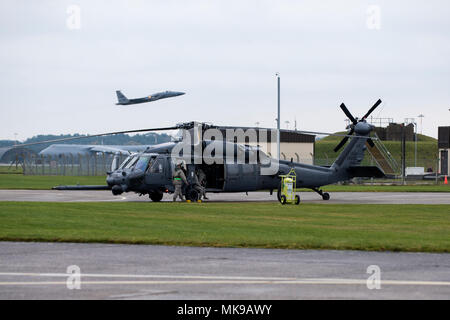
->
[174,91,185,96]
[112,185,123,195]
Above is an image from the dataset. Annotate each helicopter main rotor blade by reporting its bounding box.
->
[333,128,354,152]
[362,99,382,121]
[215,126,371,140]
[13,122,378,149]
[13,126,180,148]
[340,103,357,124]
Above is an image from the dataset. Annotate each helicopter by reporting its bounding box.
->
[45,99,385,202]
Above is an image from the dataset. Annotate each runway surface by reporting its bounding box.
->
[0,242,449,299]
[1,189,450,204]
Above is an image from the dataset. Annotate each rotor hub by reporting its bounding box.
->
[354,121,372,135]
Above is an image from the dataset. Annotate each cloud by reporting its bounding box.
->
[0,0,449,140]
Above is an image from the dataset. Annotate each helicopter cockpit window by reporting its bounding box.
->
[119,156,132,169]
[134,155,151,172]
[124,156,139,169]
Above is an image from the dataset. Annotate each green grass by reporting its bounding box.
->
[0,202,449,252]
[315,133,438,169]
[0,174,106,189]
[0,166,23,174]
[318,132,436,143]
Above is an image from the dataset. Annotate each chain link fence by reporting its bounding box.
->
[5,152,445,184]
[19,153,129,176]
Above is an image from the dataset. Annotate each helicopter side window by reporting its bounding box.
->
[149,158,163,173]
[134,156,151,172]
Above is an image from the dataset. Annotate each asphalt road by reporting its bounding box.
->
[1,189,450,204]
[0,242,449,299]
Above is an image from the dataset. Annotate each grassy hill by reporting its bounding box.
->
[315,132,438,170]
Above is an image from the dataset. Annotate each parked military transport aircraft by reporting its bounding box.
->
[116,90,185,105]
[15,99,385,202]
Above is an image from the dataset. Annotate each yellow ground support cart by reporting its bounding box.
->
[279,168,300,205]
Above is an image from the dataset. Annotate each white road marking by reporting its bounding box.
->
[0,272,449,286]
[0,272,297,281]
[109,290,177,298]
[0,279,449,286]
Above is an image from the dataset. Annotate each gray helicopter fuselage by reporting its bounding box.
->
[51,99,386,201]
[104,136,373,197]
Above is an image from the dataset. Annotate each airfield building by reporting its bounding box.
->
[219,129,315,164]
[373,123,415,141]
[0,147,35,164]
[438,126,450,175]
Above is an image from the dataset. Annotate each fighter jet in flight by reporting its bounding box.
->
[116,90,185,105]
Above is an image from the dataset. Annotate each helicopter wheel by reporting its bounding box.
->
[277,183,282,202]
[149,191,163,202]
[186,188,200,202]
[322,192,330,201]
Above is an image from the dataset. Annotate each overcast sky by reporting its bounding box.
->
[1,0,449,140]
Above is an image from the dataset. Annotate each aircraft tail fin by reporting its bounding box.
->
[329,135,371,183]
[116,90,129,104]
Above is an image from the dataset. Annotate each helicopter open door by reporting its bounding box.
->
[200,163,225,191]
[144,155,169,186]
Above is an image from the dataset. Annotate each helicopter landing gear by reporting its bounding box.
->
[277,182,282,202]
[185,187,200,202]
[149,190,163,202]
[311,188,330,201]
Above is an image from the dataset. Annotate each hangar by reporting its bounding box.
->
[0,146,36,164]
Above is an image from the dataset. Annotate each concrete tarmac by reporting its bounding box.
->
[1,190,449,299]
[0,189,450,204]
[0,242,449,299]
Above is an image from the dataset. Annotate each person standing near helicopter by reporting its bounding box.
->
[197,168,208,200]
[173,163,188,201]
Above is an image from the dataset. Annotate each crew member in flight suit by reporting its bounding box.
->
[192,170,205,201]
[173,163,188,201]
[197,168,208,200]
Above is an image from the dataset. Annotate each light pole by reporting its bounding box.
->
[405,118,417,167]
[414,121,417,167]
[276,73,280,160]
[418,114,424,135]
[285,120,290,130]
